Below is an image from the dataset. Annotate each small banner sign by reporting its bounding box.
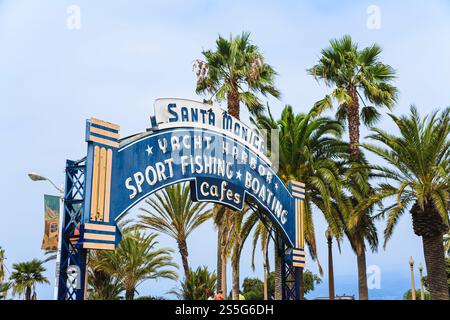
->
[41,194,59,250]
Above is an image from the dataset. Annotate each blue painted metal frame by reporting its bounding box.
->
[56,123,303,300]
[279,238,301,300]
[57,159,87,300]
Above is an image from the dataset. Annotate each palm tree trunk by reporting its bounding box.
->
[263,265,268,300]
[125,289,134,300]
[263,245,268,300]
[25,286,31,301]
[356,242,369,300]
[411,201,449,300]
[231,240,240,300]
[346,85,360,160]
[227,89,240,119]
[221,249,227,299]
[177,239,190,279]
[216,228,222,291]
[422,234,449,300]
[274,238,282,300]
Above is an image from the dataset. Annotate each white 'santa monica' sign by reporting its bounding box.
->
[153,98,266,155]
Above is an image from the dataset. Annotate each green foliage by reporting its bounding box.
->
[170,266,217,300]
[242,277,264,300]
[254,105,349,267]
[302,269,323,295]
[307,35,398,125]
[0,282,10,300]
[242,271,321,300]
[403,289,430,300]
[9,259,49,300]
[139,183,212,241]
[95,228,178,300]
[139,183,212,277]
[88,250,124,300]
[194,31,280,114]
[359,106,450,246]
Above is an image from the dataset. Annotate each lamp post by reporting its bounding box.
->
[28,172,64,300]
[325,227,335,300]
[418,263,425,300]
[409,257,416,300]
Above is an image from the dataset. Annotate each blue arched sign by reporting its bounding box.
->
[58,98,306,300]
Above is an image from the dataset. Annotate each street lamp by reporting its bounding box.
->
[28,172,64,194]
[409,257,416,300]
[418,263,425,300]
[325,227,335,300]
[28,171,64,300]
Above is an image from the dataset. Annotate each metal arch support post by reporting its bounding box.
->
[57,159,88,300]
[279,238,301,300]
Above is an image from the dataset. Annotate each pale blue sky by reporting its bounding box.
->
[1,0,449,300]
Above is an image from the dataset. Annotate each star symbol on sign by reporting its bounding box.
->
[145,145,153,155]
[236,170,242,180]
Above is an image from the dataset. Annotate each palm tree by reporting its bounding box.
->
[254,105,348,298]
[308,35,397,299]
[0,282,10,300]
[194,31,280,295]
[138,183,212,280]
[359,106,449,300]
[0,246,9,300]
[251,220,272,300]
[88,250,124,300]
[339,160,379,300]
[307,34,398,160]
[97,227,178,300]
[194,31,280,119]
[170,266,217,300]
[10,259,49,300]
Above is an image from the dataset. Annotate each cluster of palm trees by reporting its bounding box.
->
[190,32,449,300]
[1,32,448,301]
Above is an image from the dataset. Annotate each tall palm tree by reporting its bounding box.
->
[10,259,49,300]
[138,183,212,280]
[194,31,280,119]
[88,250,124,300]
[194,31,281,295]
[254,105,348,298]
[308,35,397,299]
[307,34,398,160]
[97,228,178,300]
[359,106,449,300]
[170,266,217,300]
